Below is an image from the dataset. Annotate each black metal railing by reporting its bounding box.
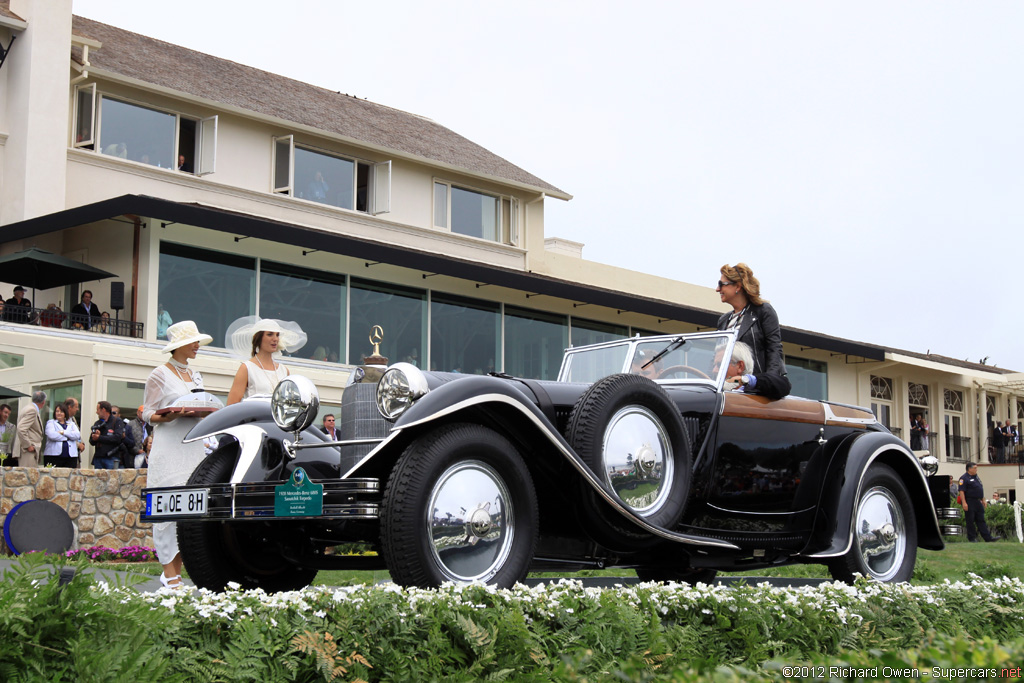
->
[945,435,971,463]
[0,305,143,338]
[985,434,1022,465]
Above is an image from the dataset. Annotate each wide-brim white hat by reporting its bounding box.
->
[162,320,214,353]
[225,315,308,359]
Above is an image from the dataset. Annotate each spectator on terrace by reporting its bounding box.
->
[40,303,66,328]
[71,290,101,330]
[4,286,32,323]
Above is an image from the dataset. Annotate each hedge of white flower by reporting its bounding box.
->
[4,552,1024,682]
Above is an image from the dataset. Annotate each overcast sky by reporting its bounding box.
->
[73,1,1024,370]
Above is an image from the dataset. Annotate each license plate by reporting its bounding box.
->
[146,489,208,517]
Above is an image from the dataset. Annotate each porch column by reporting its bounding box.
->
[978,388,989,464]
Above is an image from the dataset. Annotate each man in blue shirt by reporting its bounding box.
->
[958,462,998,543]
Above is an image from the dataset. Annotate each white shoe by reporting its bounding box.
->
[159,574,184,589]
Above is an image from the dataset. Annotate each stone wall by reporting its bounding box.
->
[0,466,152,553]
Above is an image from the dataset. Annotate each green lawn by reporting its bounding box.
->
[91,536,1021,586]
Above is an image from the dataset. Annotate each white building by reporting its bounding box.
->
[1,0,1021,495]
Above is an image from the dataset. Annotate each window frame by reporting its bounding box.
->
[73,83,97,148]
[432,179,518,245]
[271,136,389,214]
[76,90,216,174]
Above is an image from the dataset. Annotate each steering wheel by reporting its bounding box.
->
[656,365,711,380]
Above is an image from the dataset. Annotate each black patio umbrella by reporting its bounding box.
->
[0,385,28,400]
[0,247,117,301]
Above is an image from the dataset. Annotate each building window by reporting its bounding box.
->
[785,357,827,401]
[944,389,967,462]
[870,376,893,401]
[74,83,96,148]
[1018,403,1024,420]
[0,352,24,369]
[260,261,346,363]
[272,137,390,214]
[158,243,255,347]
[433,181,517,244]
[87,95,217,174]
[430,293,500,374]
[347,279,425,366]
[908,382,929,407]
[105,380,147,417]
[870,375,894,430]
[570,318,628,348]
[504,306,567,380]
[944,389,963,412]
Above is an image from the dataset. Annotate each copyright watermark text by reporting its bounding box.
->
[781,665,1024,679]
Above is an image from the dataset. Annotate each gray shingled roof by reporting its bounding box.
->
[68,14,568,198]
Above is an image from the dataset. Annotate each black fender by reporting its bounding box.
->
[184,398,340,483]
[356,374,738,550]
[801,430,943,558]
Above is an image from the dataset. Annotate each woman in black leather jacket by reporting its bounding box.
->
[716,263,789,395]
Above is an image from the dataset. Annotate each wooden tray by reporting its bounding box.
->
[153,406,220,416]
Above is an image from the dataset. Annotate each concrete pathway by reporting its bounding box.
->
[0,556,828,592]
[0,556,190,592]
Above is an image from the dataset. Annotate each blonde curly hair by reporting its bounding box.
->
[720,263,766,306]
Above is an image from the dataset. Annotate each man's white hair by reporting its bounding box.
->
[732,342,754,374]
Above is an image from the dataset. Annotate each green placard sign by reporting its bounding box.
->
[274,468,324,517]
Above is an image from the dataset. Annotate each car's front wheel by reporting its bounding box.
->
[178,448,318,592]
[828,463,917,583]
[380,423,538,588]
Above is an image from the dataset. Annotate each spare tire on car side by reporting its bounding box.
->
[565,373,692,535]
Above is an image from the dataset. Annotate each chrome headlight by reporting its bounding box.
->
[376,362,429,420]
[919,454,939,476]
[272,375,320,432]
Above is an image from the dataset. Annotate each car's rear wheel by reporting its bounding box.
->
[178,448,318,592]
[828,463,917,583]
[380,423,538,588]
[566,373,692,533]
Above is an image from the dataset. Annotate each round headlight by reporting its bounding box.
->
[919,454,939,476]
[376,362,429,420]
[272,375,320,432]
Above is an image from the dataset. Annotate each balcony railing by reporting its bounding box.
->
[986,435,1022,465]
[1,305,143,338]
[888,426,903,439]
[945,435,971,463]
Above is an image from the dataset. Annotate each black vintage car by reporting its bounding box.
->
[142,331,944,591]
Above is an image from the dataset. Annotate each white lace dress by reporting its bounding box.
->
[243,359,289,398]
[143,363,208,564]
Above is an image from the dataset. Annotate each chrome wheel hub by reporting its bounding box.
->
[601,405,673,515]
[427,461,514,581]
[855,485,906,581]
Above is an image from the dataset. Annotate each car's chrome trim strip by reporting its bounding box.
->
[390,393,740,549]
[190,424,270,485]
[822,403,877,425]
[340,429,406,479]
[290,437,383,450]
[705,503,815,516]
[801,442,938,559]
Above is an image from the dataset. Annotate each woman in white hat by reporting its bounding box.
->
[142,320,213,589]
[225,315,307,405]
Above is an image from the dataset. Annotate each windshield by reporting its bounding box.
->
[559,332,736,386]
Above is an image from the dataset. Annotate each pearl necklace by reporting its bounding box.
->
[168,357,195,385]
